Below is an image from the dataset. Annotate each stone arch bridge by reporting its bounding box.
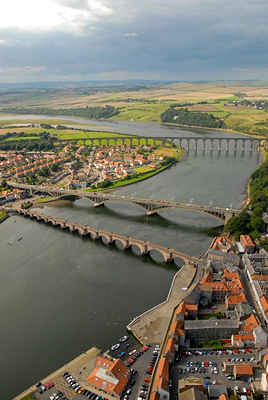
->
[8,181,240,222]
[12,208,200,265]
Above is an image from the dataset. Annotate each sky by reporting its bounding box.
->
[0,0,268,83]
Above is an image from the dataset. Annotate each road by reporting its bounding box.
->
[239,268,267,328]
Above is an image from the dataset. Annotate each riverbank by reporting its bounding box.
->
[127,263,199,345]
[163,122,268,140]
[87,161,179,192]
[0,210,8,224]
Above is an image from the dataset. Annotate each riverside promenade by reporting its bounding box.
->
[127,261,203,345]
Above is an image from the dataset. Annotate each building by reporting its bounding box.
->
[179,387,208,400]
[253,325,268,348]
[240,235,255,254]
[150,357,170,400]
[233,364,253,382]
[184,319,239,345]
[244,254,268,324]
[86,356,129,399]
[207,385,227,398]
[178,377,204,393]
[231,334,254,348]
[261,373,268,392]
[207,249,240,266]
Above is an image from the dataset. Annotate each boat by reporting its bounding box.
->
[111,344,120,351]
[16,232,23,241]
[119,335,129,343]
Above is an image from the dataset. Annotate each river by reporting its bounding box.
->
[0,115,261,399]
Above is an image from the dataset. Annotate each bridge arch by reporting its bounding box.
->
[114,238,129,250]
[88,230,98,240]
[148,248,172,264]
[130,243,147,256]
[100,233,113,245]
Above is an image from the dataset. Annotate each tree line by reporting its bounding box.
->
[2,105,120,120]
[225,157,268,249]
[160,107,225,128]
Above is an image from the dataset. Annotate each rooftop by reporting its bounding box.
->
[184,319,239,330]
[234,364,253,376]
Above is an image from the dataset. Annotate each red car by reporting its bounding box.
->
[44,382,54,389]
[147,367,153,372]
[144,378,150,383]
[245,348,252,353]
[142,346,149,352]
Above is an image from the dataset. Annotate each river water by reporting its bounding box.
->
[0,115,261,399]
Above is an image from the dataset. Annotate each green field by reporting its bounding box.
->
[55,131,130,140]
[111,102,172,123]
[134,165,154,173]
[2,81,268,137]
[0,118,92,127]
[4,136,41,141]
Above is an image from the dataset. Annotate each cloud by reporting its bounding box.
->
[1,0,268,82]
[124,32,139,38]
[0,0,113,33]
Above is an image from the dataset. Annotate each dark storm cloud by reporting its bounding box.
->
[1,0,268,81]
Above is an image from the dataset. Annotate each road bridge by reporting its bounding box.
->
[8,181,241,222]
[11,208,200,265]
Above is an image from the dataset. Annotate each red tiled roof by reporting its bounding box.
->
[232,334,254,343]
[241,313,259,332]
[240,234,255,247]
[185,304,198,311]
[227,292,247,305]
[86,356,128,395]
[261,297,268,312]
[219,394,229,400]
[234,364,253,376]
[252,275,268,281]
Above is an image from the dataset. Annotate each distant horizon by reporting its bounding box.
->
[0,78,267,89]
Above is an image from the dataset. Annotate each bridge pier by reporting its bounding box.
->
[146,209,158,216]
[94,202,104,208]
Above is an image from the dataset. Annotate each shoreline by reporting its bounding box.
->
[162,121,268,140]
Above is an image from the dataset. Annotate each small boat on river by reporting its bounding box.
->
[111,343,120,351]
[119,335,129,343]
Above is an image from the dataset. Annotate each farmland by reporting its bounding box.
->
[2,81,268,136]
